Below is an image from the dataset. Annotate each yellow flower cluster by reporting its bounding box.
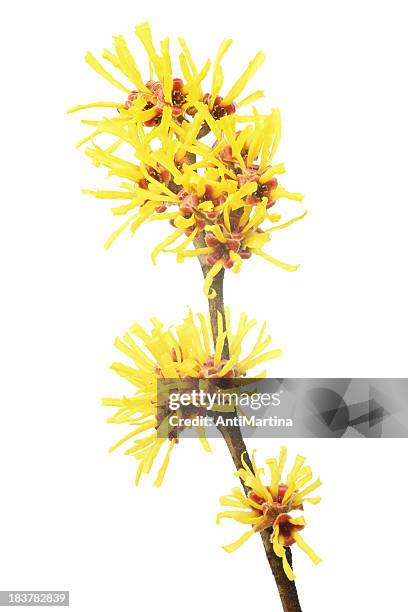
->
[103,310,280,486]
[69,23,306,298]
[217,447,322,580]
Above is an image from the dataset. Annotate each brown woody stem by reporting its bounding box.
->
[194,235,302,612]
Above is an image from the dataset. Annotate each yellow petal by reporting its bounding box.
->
[274,185,304,202]
[203,259,224,299]
[222,51,266,106]
[252,249,300,272]
[154,440,175,487]
[292,531,322,565]
[174,214,196,229]
[67,101,120,113]
[85,52,129,93]
[222,529,255,553]
[135,22,163,81]
[282,552,296,581]
[210,39,233,105]
[266,211,308,233]
[113,35,149,92]
[104,214,138,249]
[151,229,185,264]
[237,90,265,107]
[216,511,261,525]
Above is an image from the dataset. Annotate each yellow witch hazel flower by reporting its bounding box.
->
[68,22,265,130]
[69,23,306,299]
[164,109,307,296]
[217,447,322,580]
[103,310,281,486]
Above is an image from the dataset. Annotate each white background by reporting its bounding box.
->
[1,0,407,610]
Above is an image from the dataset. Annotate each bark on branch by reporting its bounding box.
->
[194,234,302,612]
